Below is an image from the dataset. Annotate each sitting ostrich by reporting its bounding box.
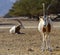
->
[38,3,52,51]
[9,19,24,34]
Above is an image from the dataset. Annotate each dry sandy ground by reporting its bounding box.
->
[0,18,60,55]
[0,27,60,55]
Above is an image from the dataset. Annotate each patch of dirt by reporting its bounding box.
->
[0,28,60,55]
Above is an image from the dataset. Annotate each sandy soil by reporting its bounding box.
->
[0,27,60,55]
[0,18,60,55]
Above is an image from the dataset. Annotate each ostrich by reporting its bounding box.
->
[38,3,52,51]
[9,19,24,34]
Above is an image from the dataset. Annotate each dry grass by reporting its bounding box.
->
[0,18,60,55]
[0,27,60,55]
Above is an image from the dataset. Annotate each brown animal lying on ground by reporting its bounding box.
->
[9,19,24,34]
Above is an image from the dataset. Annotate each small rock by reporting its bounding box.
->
[28,48,34,52]
[56,46,60,48]
[8,49,10,50]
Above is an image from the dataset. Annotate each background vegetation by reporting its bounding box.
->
[4,0,60,18]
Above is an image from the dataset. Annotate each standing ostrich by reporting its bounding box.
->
[38,3,52,51]
[9,19,24,34]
